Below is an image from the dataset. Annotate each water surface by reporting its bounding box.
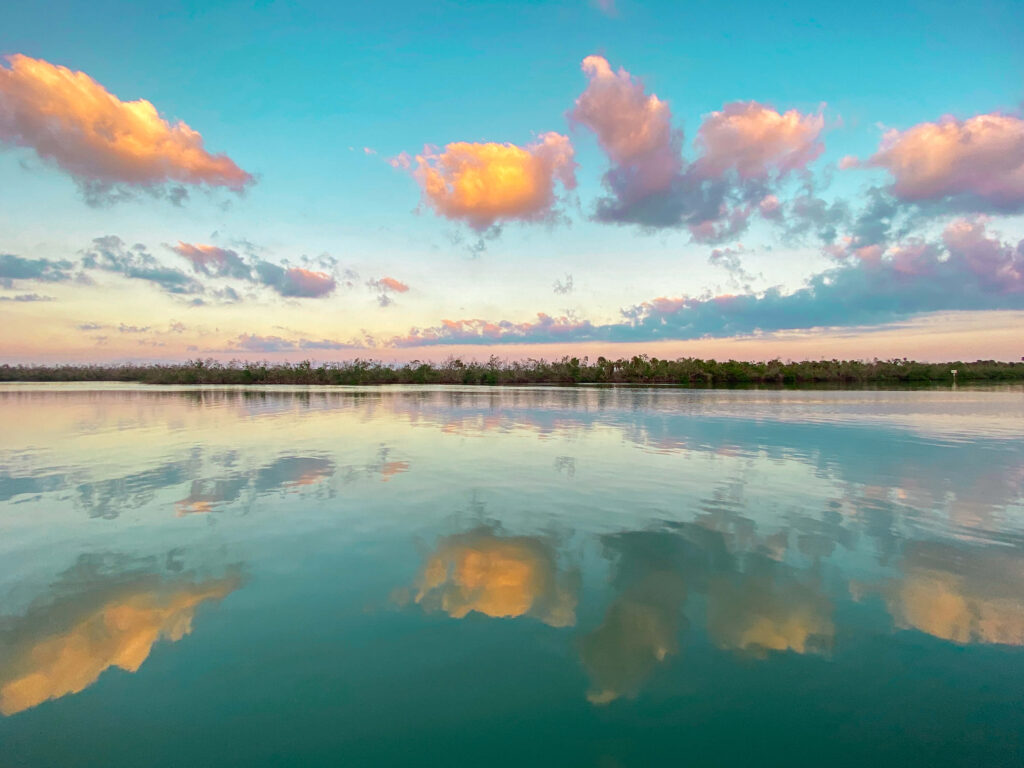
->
[1,384,1023,766]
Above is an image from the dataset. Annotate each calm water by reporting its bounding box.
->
[1,384,1023,767]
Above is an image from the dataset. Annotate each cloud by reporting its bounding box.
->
[0,556,239,715]
[570,56,826,239]
[228,332,363,352]
[411,132,577,230]
[171,242,252,280]
[389,312,601,347]
[569,55,682,207]
[81,236,205,296]
[385,218,1023,346]
[0,54,252,202]
[253,261,336,298]
[861,112,1024,212]
[0,293,54,302]
[693,101,824,180]
[0,253,74,288]
[410,528,578,627]
[373,276,409,293]
[708,245,760,291]
[553,273,574,295]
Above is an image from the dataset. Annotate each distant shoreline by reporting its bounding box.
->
[3,357,1022,386]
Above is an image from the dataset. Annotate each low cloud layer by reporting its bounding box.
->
[409,133,577,230]
[386,218,1023,346]
[0,54,252,202]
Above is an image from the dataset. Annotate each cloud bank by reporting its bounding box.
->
[386,218,1023,346]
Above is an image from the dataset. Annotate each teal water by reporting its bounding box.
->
[1,384,1022,767]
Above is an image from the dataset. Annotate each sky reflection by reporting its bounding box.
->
[1,384,1022,764]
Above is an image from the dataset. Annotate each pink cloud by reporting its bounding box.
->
[865,112,1024,210]
[280,268,335,298]
[0,54,252,197]
[170,242,250,279]
[758,194,783,220]
[568,55,681,199]
[942,218,1024,292]
[693,101,825,179]
[411,133,576,230]
[390,313,598,347]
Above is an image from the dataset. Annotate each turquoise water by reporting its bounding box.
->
[1,384,1022,767]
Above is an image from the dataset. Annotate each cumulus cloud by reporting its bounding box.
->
[693,101,824,180]
[0,54,253,202]
[385,218,1023,346]
[569,55,682,210]
[570,56,826,240]
[553,273,574,294]
[0,253,75,288]
[410,132,577,230]
[860,112,1024,212]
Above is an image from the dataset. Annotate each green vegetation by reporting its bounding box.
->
[2,356,1022,386]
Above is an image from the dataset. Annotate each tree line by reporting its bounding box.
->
[2,356,1022,386]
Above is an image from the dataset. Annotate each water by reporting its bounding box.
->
[1,383,1022,767]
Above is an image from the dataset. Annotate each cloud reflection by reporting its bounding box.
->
[707,555,833,656]
[412,528,578,627]
[579,531,693,704]
[0,555,240,716]
[883,542,1024,646]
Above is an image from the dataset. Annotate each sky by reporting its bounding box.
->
[1,0,1022,364]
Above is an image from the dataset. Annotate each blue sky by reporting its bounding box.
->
[1,0,1022,362]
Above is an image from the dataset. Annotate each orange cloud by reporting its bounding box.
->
[0,573,240,715]
[412,133,576,230]
[694,101,825,179]
[377,276,409,293]
[0,54,252,197]
[412,529,577,627]
[863,112,1024,209]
